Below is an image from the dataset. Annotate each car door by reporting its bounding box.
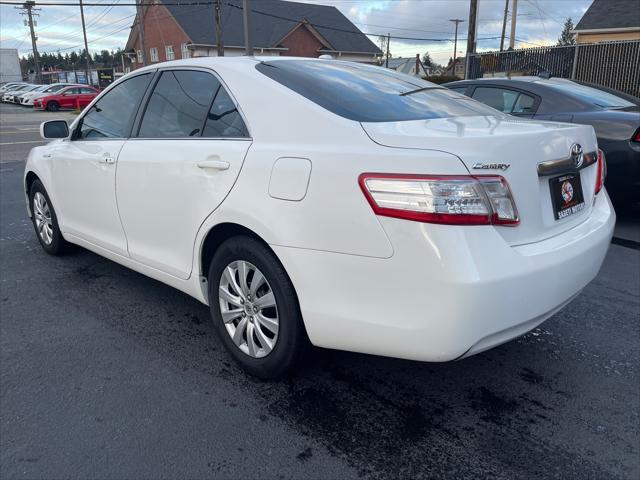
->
[470,86,539,118]
[78,87,97,107]
[48,72,153,256]
[59,88,79,109]
[116,68,252,279]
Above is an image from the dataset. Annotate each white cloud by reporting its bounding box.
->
[0,0,591,64]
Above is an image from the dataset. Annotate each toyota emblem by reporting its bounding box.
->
[570,143,584,168]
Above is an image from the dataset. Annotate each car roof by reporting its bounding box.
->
[447,76,580,86]
[130,55,364,75]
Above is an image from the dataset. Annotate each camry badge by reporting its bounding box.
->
[570,143,584,168]
[472,162,511,171]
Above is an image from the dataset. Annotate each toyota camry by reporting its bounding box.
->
[24,57,615,378]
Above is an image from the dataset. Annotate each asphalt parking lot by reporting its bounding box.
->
[1,102,638,479]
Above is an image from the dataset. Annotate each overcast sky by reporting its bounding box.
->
[0,0,592,65]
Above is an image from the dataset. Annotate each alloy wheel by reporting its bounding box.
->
[33,192,53,245]
[218,260,279,358]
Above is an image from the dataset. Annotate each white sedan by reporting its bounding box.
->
[25,57,614,378]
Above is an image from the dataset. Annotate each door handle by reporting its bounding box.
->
[197,160,230,171]
[99,154,115,164]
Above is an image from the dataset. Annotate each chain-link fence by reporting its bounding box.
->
[466,40,640,98]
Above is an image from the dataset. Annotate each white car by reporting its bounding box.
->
[20,83,82,106]
[2,84,35,102]
[25,57,614,378]
[0,81,27,93]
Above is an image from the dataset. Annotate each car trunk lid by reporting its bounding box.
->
[361,115,600,246]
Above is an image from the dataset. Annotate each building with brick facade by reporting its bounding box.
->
[124,0,381,71]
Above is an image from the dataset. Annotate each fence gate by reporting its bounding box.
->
[467,41,640,98]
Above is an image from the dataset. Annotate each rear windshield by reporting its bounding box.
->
[542,81,635,109]
[256,60,499,122]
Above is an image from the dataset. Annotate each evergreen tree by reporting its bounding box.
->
[422,51,433,67]
[557,18,576,46]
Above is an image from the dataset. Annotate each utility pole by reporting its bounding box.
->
[79,0,91,85]
[500,0,509,51]
[466,0,478,55]
[136,0,147,66]
[385,33,390,68]
[449,19,463,69]
[509,0,518,49]
[242,0,253,55]
[18,1,40,83]
[215,0,224,56]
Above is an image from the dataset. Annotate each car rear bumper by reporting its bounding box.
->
[273,190,615,362]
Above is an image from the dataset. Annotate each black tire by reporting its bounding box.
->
[29,179,70,255]
[46,101,59,112]
[208,236,307,379]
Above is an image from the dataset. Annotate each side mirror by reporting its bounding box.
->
[40,120,69,139]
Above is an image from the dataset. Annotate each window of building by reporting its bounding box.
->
[138,70,219,138]
[136,50,143,63]
[181,43,190,59]
[166,45,175,61]
[76,73,151,139]
[150,47,158,62]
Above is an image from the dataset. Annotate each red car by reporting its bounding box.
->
[33,85,100,111]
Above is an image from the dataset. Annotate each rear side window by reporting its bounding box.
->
[138,70,218,138]
[202,85,249,138]
[448,86,468,95]
[256,60,498,122]
[472,86,536,114]
[77,73,151,140]
[138,69,248,138]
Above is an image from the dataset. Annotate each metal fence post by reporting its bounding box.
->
[571,44,579,80]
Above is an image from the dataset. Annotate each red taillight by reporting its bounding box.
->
[359,173,519,226]
[595,149,607,195]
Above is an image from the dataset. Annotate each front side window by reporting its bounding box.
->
[256,60,497,122]
[77,73,151,140]
[138,70,218,138]
[150,47,158,62]
[166,45,175,61]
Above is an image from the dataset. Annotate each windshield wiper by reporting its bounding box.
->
[399,86,444,96]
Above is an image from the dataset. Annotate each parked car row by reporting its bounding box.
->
[443,76,640,208]
[0,81,100,111]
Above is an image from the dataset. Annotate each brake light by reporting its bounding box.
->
[632,128,640,143]
[359,173,519,226]
[594,149,607,195]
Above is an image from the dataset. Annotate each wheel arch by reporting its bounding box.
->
[199,222,270,280]
[24,171,40,216]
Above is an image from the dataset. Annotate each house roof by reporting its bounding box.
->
[575,0,640,31]
[162,0,381,54]
[385,57,424,75]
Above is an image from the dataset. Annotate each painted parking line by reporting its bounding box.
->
[0,129,41,134]
[0,140,47,145]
